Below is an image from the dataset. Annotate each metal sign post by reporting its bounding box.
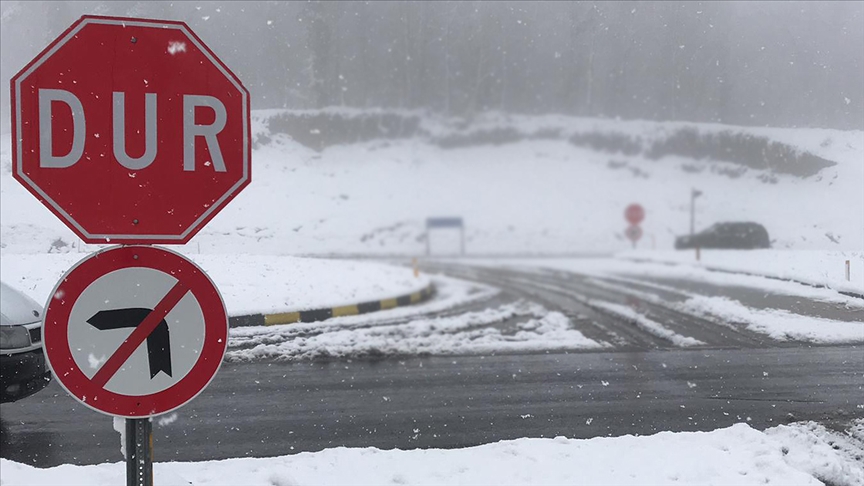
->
[127,418,153,486]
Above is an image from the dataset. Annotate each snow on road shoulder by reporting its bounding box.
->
[5,421,860,486]
[191,254,430,315]
[0,253,429,317]
[587,275,864,344]
[677,295,864,344]
[619,249,864,296]
[468,256,864,306]
[230,273,497,336]
[228,293,605,361]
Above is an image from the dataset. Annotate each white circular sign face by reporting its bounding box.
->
[625,225,643,242]
[42,245,228,418]
[67,267,206,396]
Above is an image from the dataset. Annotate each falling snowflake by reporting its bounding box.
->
[167,41,187,55]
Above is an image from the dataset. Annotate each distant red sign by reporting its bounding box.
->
[11,15,251,245]
[624,204,645,226]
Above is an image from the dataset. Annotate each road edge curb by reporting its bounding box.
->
[228,282,436,327]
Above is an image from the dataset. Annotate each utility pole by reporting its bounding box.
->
[690,188,703,235]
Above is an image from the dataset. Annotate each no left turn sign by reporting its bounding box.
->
[42,245,228,418]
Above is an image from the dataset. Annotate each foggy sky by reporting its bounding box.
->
[1,1,862,130]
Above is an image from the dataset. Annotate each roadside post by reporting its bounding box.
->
[10,15,251,486]
[847,260,851,281]
[624,204,645,249]
[690,189,703,236]
[127,418,154,486]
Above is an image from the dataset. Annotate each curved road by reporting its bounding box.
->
[2,261,862,467]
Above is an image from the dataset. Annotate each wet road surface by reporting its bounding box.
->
[2,260,861,467]
[2,346,861,467]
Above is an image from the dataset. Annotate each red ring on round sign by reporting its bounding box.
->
[624,204,645,226]
[42,245,228,418]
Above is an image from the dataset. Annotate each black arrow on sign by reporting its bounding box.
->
[87,308,172,379]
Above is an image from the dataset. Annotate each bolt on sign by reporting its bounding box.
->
[11,15,251,245]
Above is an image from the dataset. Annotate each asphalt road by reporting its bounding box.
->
[1,261,862,467]
[2,346,862,467]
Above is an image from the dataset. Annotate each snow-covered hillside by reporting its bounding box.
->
[1,111,861,256]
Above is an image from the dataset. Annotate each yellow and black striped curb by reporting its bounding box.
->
[228,283,435,327]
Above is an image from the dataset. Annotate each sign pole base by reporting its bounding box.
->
[126,418,153,486]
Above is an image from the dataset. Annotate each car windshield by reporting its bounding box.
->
[0,2,862,485]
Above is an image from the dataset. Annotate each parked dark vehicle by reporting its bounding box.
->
[675,222,771,250]
[1,281,52,403]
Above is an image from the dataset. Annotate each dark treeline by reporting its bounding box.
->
[1,1,862,129]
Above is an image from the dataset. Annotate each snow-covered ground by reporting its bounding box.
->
[2,420,861,486]
[619,249,864,296]
[1,110,861,359]
[228,295,604,362]
[2,112,863,484]
[0,253,429,317]
[2,112,861,319]
[2,113,862,257]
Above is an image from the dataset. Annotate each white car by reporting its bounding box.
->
[1,281,52,403]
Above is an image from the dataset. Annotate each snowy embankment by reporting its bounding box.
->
[2,420,861,486]
[618,249,864,296]
[3,112,862,258]
[0,253,429,317]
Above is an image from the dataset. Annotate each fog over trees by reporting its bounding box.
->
[1,1,862,129]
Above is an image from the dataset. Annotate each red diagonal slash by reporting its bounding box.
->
[91,280,189,388]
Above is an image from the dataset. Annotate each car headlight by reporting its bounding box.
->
[0,326,31,350]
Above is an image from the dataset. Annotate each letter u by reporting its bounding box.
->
[113,92,157,170]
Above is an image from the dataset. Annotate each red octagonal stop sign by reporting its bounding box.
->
[11,16,250,245]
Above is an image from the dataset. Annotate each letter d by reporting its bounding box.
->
[39,89,85,168]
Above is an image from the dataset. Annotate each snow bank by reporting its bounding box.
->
[619,250,864,296]
[3,420,861,486]
[676,295,864,343]
[0,253,429,317]
[3,112,862,258]
[765,420,864,486]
